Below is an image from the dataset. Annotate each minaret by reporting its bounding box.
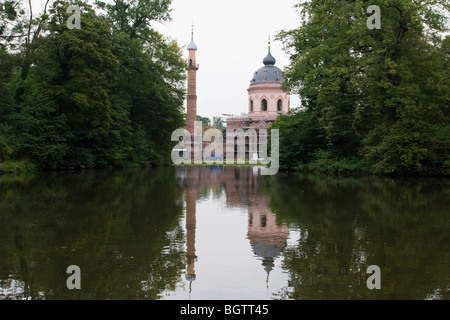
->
[187,24,199,135]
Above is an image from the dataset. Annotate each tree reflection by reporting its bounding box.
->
[265,174,450,300]
[1,167,448,300]
[0,168,185,300]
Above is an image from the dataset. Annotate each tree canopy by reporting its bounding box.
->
[273,0,450,175]
[0,0,186,170]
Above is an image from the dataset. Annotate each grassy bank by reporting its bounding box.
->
[299,158,371,176]
[292,157,450,177]
[0,160,151,175]
[0,160,37,175]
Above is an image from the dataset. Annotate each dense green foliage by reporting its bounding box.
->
[273,0,450,175]
[0,0,186,170]
[196,115,211,128]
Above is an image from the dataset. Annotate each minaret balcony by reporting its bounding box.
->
[189,63,199,70]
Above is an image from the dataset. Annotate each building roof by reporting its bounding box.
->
[250,48,284,84]
[251,66,284,84]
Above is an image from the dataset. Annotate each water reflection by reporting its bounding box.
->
[265,174,450,300]
[0,167,449,300]
[0,168,186,300]
[173,166,290,299]
[247,199,290,285]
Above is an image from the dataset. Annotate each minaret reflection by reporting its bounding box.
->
[185,186,197,292]
[176,166,225,296]
[176,166,199,295]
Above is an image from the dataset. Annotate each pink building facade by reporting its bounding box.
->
[227,43,290,131]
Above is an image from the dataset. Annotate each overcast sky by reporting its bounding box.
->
[155,0,303,120]
[30,0,303,120]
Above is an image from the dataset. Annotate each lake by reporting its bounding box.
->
[0,166,448,300]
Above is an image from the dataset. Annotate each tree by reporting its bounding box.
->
[9,0,119,168]
[0,0,188,170]
[96,0,173,42]
[276,0,450,175]
[0,0,21,49]
[277,0,366,159]
[0,39,16,160]
[197,115,211,128]
[212,116,224,129]
[99,0,186,165]
[359,1,450,174]
[10,79,69,169]
[271,109,325,170]
[0,45,15,120]
[8,0,52,103]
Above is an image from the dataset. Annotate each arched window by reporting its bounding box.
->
[261,215,267,227]
[262,99,267,111]
[250,100,254,112]
[277,99,282,112]
[189,59,193,67]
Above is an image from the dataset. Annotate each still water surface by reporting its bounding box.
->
[0,166,448,300]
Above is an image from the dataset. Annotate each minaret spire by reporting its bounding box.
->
[187,23,197,51]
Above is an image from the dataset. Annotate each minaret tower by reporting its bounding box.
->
[187,24,199,135]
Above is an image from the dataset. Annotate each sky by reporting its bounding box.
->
[153,0,303,120]
[30,0,303,120]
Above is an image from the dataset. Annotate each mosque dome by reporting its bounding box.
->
[250,48,284,84]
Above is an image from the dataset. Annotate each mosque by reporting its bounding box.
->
[178,29,290,296]
[186,27,290,136]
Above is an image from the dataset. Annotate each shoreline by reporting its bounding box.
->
[1,160,449,178]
